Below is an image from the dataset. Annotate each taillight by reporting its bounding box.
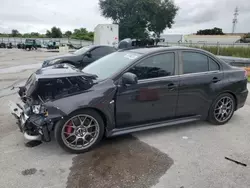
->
[244,70,248,78]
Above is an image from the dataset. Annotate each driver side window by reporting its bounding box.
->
[128,53,175,80]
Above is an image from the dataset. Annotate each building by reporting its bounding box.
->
[160,34,183,43]
[183,35,241,44]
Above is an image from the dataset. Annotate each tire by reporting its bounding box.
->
[207,93,236,125]
[54,109,105,154]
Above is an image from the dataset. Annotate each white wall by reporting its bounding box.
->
[183,35,241,44]
[94,24,119,46]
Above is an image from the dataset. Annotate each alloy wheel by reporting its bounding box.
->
[213,96,234,123]
[61,114,100,150]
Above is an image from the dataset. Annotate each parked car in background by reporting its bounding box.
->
[9,46,248,153]
[47,41,60,49]
[6,42,13,49]
[42,44,117,69]
[24,39,38,50]
[0,42,6,48]
[17,43,25,49]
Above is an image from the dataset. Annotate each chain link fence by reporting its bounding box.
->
[0,37,93,47]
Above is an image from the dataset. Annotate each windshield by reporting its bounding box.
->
[82,51,142,80]
[73,46,91,55]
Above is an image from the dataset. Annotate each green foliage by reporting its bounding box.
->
[0,27,93,41]
[64,31,72,38]
[23,32,45,38]
[71,28,94,41]
[196,27,225,35]
[99,0,178,39]
[193,46,250,58]
[46,27,63,38]
[10,29,22,37]
[0,33,9,37]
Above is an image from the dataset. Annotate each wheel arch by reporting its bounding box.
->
[210,91,238,113]
[68,107,108,128]
[217,91,237,110]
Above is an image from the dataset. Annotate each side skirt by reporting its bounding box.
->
[106,115,201,137]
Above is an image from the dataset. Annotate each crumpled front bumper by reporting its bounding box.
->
[8,100,28,132]
[8,100,41,141]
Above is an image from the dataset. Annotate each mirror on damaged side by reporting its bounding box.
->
[121,72,138,86]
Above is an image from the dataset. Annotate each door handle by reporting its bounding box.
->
[167,83,176,91]
[212,77,220,83]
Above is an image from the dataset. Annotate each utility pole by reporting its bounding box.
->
[232,7,239,34]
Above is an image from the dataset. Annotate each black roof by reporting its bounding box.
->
[120,45,211,55]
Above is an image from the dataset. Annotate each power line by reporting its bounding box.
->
[232,7,239,34]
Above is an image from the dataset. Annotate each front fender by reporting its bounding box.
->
[45,80,117,130]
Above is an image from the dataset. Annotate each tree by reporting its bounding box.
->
[71,28,94,41]
[11,29,21,37]
[46,27,62,38]
[196,27,225,35]
[99,0,178,39]
[46,30,52,38]
[64,31,72,38]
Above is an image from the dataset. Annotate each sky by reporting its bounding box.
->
[0,0,250,35]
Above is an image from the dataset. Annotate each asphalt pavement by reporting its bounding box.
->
[0,49,250,188]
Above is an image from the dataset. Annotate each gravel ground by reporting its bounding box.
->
[0,49,250,188]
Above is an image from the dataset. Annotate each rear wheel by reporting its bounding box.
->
[54,109,104,154]
[208,93,235,125]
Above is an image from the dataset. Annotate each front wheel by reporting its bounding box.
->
[54,109,104,154]
[208,93,235,125]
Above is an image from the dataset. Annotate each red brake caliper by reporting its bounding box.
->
[66,121,73,135]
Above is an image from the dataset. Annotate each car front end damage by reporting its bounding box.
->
[8,94,62,142]
[8,65,97,142]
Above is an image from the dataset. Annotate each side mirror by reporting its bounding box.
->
[85,51,92,58]
[122,72,138,85]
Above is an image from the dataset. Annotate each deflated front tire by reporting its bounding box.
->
[54,109,104,154]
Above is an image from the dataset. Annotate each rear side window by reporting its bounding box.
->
[209,58,220,71]
[182,52,208,74]
[129,53,175,80]
[91,47,115,56]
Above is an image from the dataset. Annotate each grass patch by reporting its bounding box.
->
[192,46,250,58]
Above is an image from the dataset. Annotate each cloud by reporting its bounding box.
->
[166,0,250,34]
[0,0,250,35]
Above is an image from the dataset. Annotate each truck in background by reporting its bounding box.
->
[94,24,119,47]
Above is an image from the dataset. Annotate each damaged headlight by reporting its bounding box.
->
[32,105,48,116]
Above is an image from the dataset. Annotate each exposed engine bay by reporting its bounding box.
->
[10,64,96,143]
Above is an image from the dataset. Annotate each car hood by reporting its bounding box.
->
[18,64,98,103]
[35,63,97,79]
[45,53,76,61]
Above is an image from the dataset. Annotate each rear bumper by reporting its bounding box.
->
[236,89,248,110]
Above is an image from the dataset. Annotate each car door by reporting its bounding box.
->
[176,50,223,118]
[115,52,180,128]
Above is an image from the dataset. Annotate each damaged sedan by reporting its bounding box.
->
[9,46,248,153]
